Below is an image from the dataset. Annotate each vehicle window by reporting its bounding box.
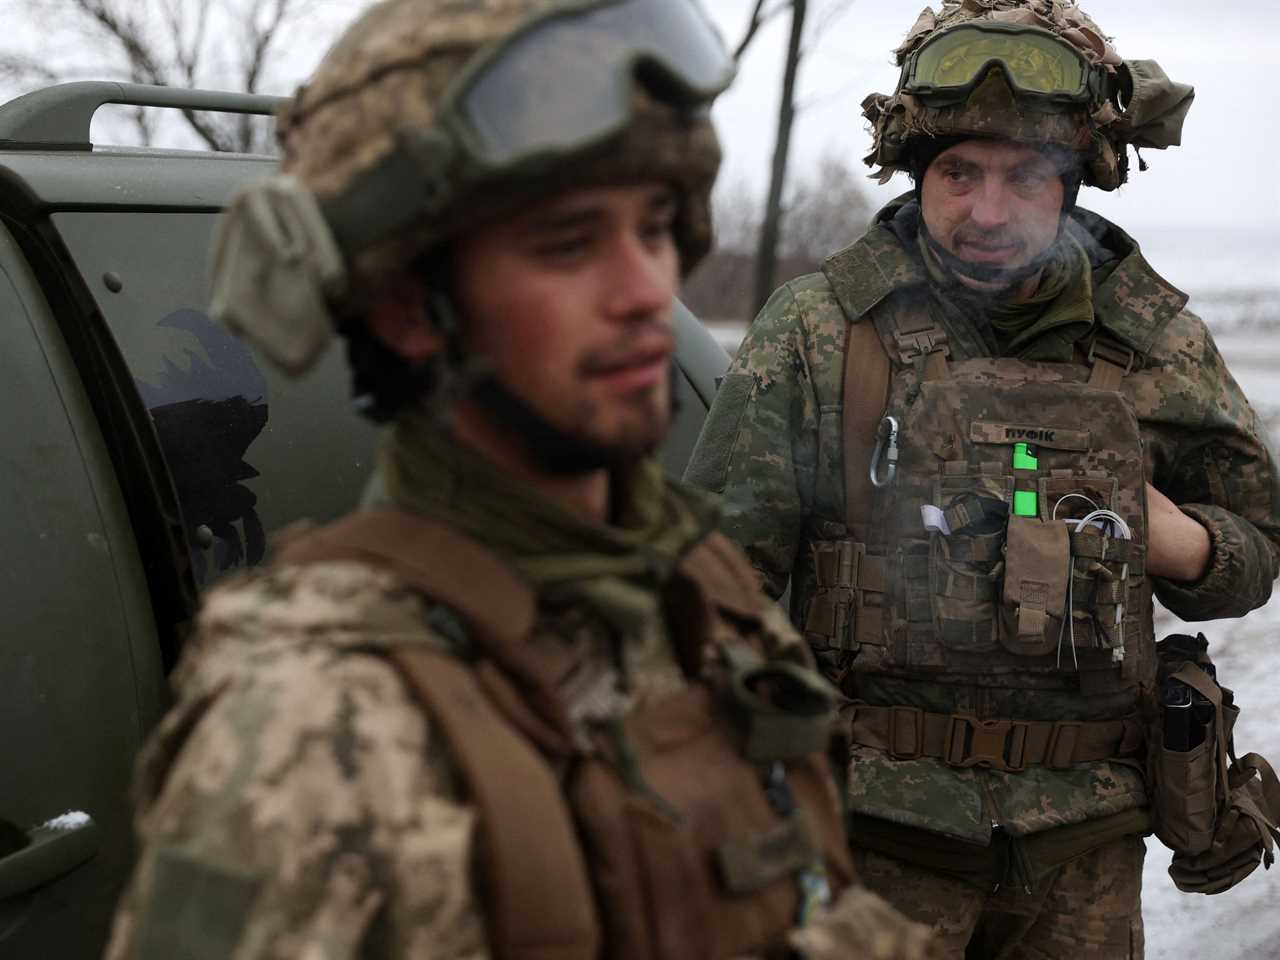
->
[51,211,379,587]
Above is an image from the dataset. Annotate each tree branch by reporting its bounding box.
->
[734,0,788,60]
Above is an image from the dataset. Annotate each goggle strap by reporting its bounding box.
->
[322,132,454,256]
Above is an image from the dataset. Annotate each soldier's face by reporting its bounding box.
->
[451,183,680,461]
[921,139,1065,288]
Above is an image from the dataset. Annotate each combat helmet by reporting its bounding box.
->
[862,0,1194,194]
[211,0,732,380]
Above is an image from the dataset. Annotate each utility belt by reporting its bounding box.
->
[848,703,1144,772]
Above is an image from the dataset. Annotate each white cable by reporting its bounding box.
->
[1052,493,1099,521]
[1058,509,1132,669]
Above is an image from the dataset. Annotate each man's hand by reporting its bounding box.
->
[1145,482,1211,582]
[787,885,942,960]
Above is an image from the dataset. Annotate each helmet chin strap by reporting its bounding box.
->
[920,220,1057,289]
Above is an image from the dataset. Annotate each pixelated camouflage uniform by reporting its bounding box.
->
[685,197,1280,956]
[103,429,942,960]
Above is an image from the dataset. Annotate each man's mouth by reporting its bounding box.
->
[586,340,673,392]
[955,237,1022,263]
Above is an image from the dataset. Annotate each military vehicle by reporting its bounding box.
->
[0,81,729,956]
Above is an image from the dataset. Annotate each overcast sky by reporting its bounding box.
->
[6,0,1278,287]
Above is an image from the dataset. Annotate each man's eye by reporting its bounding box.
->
[640,217,674,245]
[1011,170,1050,188]
[535,236,590,259]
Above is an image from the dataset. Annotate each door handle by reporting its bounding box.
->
[0,812,100,901]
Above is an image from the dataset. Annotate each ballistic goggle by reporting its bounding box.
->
[451,0,734,168]
[900,22,1108,110]
[322,0,733,255]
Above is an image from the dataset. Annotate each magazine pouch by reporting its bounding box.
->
[1153,634,1280,894]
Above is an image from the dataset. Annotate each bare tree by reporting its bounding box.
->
[683,152,871,325]
[3,0,359,152]
[753,0,807,315]
[734,0,861,313]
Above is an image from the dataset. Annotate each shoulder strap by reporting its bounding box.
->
[678,531,764,622]
[275,509,576,743]
[278,514,598,959]
[388,646,600,960]
[275,509,537,648]
[842,319,891,537]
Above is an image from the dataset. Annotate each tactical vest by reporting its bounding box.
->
[802,239,1168,770]
[276,510,854,960]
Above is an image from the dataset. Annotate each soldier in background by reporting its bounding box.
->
[685,1,1280,957]
[104,1,937,957]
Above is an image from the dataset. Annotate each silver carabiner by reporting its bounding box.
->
[869,415,899,489]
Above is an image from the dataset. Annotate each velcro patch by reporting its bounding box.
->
[133,847,263,960]
[970,422,1090,451]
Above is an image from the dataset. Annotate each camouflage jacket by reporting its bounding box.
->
[686,199,1280,843]
[103,481,937,958]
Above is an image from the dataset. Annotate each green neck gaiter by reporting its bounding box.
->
[378,408,716,639]
[919,228,1095,358]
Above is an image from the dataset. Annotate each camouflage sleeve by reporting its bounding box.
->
[103,572,489,960]
[683,283,821,599]
[1140,310,1280,620]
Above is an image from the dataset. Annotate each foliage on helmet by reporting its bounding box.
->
[862,0,1193,192]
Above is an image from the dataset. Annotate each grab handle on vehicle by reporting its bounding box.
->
[0,81,285,151]
[0,812,99,902]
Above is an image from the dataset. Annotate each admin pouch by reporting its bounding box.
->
[1152,633,1280,894]
[276,509,855,959]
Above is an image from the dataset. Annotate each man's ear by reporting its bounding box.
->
[365,275,444,364]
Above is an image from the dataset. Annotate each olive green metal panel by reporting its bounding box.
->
[0,150,276,210]
[659,301,730,478]
[0,222,162,954]
[52,209,379,587]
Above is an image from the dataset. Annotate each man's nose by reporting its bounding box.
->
[968,178,1012,230]
[606,236,677,321]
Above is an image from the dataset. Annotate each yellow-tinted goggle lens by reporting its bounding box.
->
[912,26,1086,97]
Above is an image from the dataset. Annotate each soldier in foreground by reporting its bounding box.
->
[686,1,1280,957]
[103,1,939,957]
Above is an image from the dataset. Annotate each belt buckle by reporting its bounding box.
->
[945,716,1013,770]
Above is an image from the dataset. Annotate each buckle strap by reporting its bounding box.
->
[892,322,950,365]
[1086,335,1136,391]
[850,705,1143,772]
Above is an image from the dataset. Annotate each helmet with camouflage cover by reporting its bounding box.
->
[861,0,1194,193]
[211,0,729,379]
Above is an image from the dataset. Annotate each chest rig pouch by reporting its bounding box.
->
[277,511,854,960]
[853,320,1155,697]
